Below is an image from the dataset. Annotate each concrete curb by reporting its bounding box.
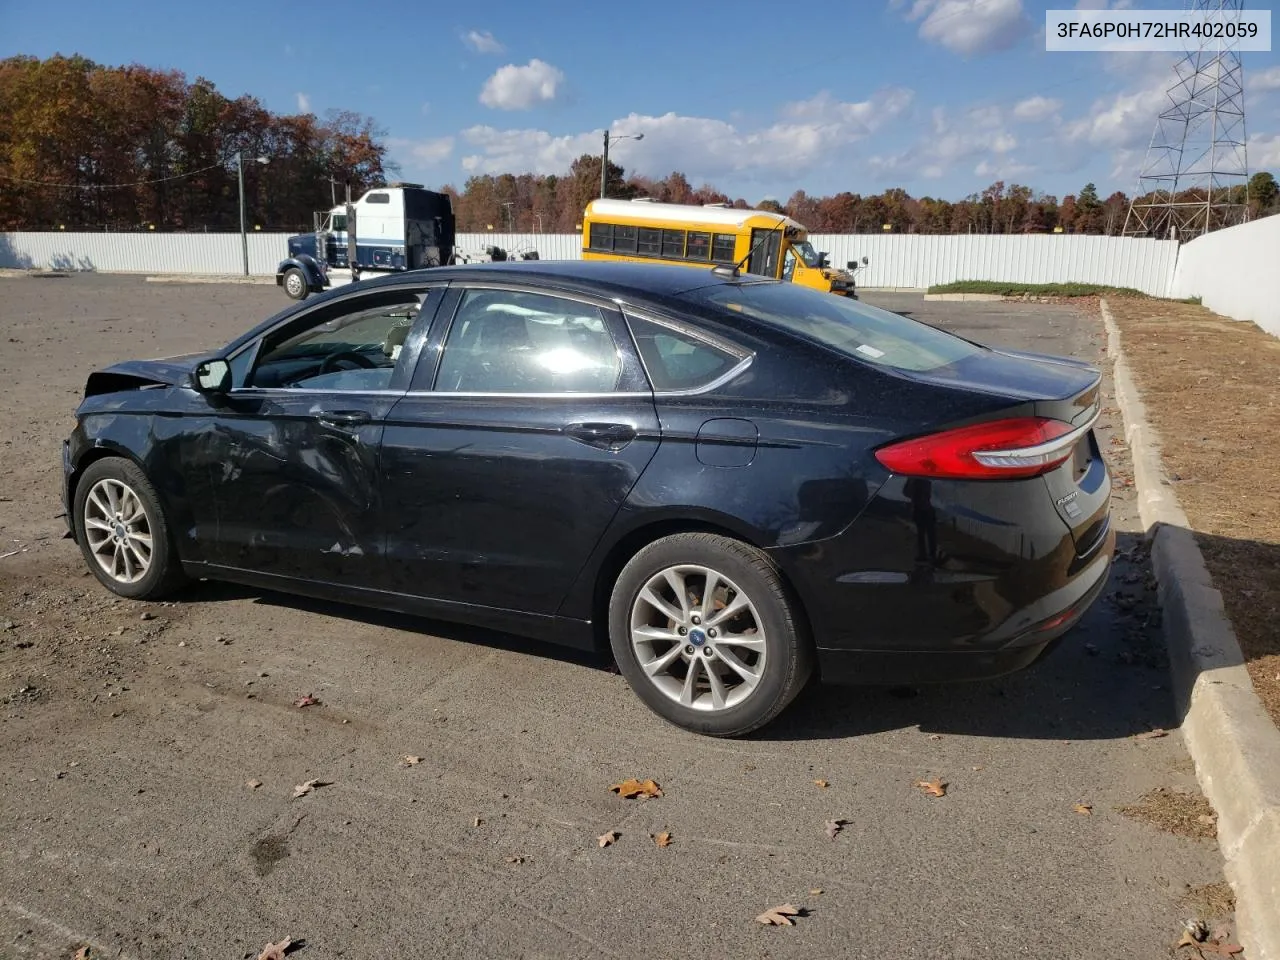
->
[1102,298,1280,960]
[144,274,275,285]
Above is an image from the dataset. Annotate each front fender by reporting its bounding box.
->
[275,256,328,292]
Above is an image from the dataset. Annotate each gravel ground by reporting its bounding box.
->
[0,275,1237,960]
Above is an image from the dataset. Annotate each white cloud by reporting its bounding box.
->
[1249,134,1280,169]
[1252,66,1280,94]
[464,29,505,54]
[1012,95,1063,123]
[296,92,311,113]
[390,136,456,165]
[869,103,1021,180]
[1061,82,1166,148]
[1074,0,1133,8]
[459,87,914,183]
[479,59,565,110]
[903,0,1032,56]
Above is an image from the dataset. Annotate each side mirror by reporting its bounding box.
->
[818,251,830,268]
[192,358,231,395]
[862,256,869,266]
[846,260,860,271]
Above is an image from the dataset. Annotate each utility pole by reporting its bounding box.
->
[236,152,248,276]
[600,130,645,200]
[346,182,358,284]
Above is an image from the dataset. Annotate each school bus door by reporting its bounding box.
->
[747,228,782,278]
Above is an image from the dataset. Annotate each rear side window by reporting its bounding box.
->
[627,315,743,392]
[690,283,982,373]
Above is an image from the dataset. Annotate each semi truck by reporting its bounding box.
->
[275,183,456,300]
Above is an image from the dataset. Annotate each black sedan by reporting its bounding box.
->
[62,261,1113,736]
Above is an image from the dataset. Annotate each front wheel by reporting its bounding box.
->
[608,533,813,737]
[282,267,309,301]
[74,457,187,600]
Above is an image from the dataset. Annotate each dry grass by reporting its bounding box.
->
[1118,786,1218,839]
[1108,298,1280,730]
[1180,881,1236,919]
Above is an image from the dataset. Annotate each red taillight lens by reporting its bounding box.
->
[874,417,1079,480]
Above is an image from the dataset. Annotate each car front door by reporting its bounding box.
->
[199,285,441,588]
[378,284,660,618]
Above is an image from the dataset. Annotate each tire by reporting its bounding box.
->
[283,267,309,301]
[73,457,187,600]
[608,533,813,737]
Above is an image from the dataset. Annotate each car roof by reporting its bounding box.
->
[356,259,771,300]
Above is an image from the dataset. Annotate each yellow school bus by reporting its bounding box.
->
[581,198,861,296]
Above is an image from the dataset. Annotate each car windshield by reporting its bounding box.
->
[789,241,822,268]
[689,282,983,373]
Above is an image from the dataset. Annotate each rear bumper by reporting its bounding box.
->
[814,523,1113,685]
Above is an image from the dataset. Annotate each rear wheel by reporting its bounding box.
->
[74,457,186,600]
[283,267,309,300]
[609,533,812,737]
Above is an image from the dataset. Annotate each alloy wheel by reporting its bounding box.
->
[82,477,153,584]
[629,564,767,712]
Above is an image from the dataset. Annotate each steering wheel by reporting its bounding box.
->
[319,350,377,375]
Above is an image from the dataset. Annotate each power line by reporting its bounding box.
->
[0,160,227,190]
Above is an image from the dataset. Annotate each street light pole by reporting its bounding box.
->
[236,152,248,276]
[236,151,269,276]
[600,130,644,200]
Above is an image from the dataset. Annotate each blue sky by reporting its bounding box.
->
[3,0,1278,202]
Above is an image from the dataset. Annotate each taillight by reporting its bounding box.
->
[874,417,1081,480]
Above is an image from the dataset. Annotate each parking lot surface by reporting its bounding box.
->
[1,276,1229,959]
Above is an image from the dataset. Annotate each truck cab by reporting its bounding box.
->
[276,183,455,300]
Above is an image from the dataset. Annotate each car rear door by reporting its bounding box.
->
[378,283,660,615]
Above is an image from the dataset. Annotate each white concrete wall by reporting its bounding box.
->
[0,230,1180,297]
[1169,215,1280,337]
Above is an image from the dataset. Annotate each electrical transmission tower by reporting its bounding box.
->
[1123,0,1250,241]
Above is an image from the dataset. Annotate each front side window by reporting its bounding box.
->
[249,293,423,390]
[435,290,622,394]
[789,240,822,268]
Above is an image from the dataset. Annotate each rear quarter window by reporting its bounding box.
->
[690,282,982,373]
[626,315,744,392]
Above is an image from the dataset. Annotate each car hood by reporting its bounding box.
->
[84,353,213,397]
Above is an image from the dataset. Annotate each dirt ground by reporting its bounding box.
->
[0,275,1237,960]
[1106,298,1280,728]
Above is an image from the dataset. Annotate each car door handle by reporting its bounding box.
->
[565,422,636,449]
[316,409,372,428]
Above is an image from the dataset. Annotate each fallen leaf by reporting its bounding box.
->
[74,949,91,960]
[505,855,526,864]
[652,831,672,848]
[292,778,329,799]
[292,694,320,708]
[256,938,292,960]
[1204,942,1245,956]
[610,778,662,799]
[597,830,620,848]
[1135,728,1170,740]
[401,756,424,767]
[915,777,947,798]
[824,819,846,840]
[813,779,829,788]
[971,765,984,772]
[1074,803,1093,815]
[246,779,262,790]
[755,904,804,926]
[928,734,942,741]
[809,888,823,896]
[1197,813,1217,825]
[473,816,484,827]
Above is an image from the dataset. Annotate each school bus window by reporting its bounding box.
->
[686,232,711,260]
[661,229,685,259]
[637,227,662,256]
[711,234,737,263]
[589,223,614,251]
[614,224,638,253]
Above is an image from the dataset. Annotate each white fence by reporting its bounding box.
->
[1169,215,1280,337]
[0,229,1180,296]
